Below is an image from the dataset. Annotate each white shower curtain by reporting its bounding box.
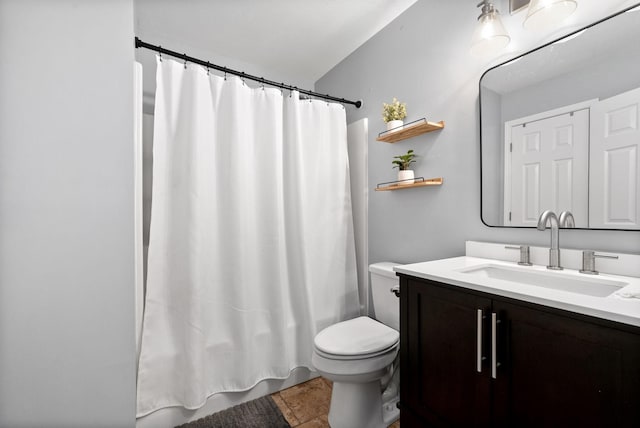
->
[136,57,359,416]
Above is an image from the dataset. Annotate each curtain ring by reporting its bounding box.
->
[183,55,187,69]
[224,67,227,81]
[206,61,210,76]
[158,48,162,62]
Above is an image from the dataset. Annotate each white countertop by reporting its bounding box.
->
[394,256,640,328]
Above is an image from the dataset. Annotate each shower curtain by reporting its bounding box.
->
[136,57,359,416]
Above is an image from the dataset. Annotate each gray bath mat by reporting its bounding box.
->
[176,395,291,428]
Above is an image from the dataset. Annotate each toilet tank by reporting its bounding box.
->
[369,262,401,331]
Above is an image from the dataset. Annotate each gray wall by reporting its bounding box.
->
[480,87,503,226]
[316,1,640,265]
[0,1,136,427]
[500,51,640,123]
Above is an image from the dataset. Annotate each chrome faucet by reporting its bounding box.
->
[537,210,562,270]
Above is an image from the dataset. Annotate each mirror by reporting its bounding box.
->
[480,5,640,230]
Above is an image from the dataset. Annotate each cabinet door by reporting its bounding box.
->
[493,300,640,427]
[400,277,492,426]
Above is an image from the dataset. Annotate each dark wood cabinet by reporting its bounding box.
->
[399,275,640,427]
[400,276,492,426]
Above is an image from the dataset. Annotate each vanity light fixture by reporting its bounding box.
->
[470,0,511,57]
[523,0,578,31]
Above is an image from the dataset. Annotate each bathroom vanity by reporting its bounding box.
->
[395,243,640,427]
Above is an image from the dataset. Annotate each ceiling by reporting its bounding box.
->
[134,0,418,84]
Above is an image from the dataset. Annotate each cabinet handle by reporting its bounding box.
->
[491,312,498,379]
[477,309,483,373]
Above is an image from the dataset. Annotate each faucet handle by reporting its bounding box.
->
[579,250,619,275]
[505,245,533,266]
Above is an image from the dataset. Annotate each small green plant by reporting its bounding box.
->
[382,97,407,123]
[392,149,417,170]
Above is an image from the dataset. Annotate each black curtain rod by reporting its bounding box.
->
[134,37,362,108]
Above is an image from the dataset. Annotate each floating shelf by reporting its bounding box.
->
[375,177,443,191]
[377,118,445,143]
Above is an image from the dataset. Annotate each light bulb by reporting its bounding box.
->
[471,2,511,57]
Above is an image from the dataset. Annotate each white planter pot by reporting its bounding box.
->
[398,170,414,185]
[386,120,404,132]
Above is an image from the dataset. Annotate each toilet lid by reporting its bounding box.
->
[314,316,399,357]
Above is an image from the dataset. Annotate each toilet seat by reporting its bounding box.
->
[314,341,398,361]
[314,316,399,359]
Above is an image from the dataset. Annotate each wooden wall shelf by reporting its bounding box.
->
[375,177,443,191]
[377,119,445,143]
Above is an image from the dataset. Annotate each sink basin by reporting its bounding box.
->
[459,264,627,297]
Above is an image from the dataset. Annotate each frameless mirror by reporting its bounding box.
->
[480,4,640,230]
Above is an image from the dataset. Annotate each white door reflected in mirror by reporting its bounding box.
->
[505,107,589,227]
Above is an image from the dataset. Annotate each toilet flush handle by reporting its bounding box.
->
[390,285,400,298]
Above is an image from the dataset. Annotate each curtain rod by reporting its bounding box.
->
[134,37,362,108]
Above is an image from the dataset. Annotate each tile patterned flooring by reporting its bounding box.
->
[271,377,400,428]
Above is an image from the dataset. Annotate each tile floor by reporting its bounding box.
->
[271,377,400,428]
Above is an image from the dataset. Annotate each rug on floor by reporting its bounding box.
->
[175,395,291,428]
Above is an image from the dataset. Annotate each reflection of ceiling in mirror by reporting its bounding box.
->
[481,9,640,94]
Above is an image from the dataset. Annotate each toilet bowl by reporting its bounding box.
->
[311,262,401,428]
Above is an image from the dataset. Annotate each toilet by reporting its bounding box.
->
[312,262,401,428]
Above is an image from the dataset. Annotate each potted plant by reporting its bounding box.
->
[392,149,417,184]
[382,97,407,132]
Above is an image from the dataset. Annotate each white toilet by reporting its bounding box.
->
[312,262,401,428]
